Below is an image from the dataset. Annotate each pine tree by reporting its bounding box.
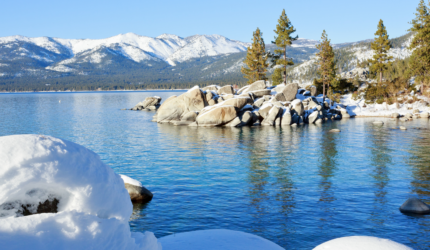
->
[315,30,336,104]
[369,20,393,84]
[272,9,297,84]
[271,68,283,85]
[241,28,268,84]
[408,0,430,94]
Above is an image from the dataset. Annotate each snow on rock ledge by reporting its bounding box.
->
[0,134,161,250]
[313,236,413,250]
[159,229,285,250]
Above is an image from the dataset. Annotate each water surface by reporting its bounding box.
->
[1,91,429,249]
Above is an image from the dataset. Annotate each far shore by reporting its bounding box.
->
[0,89,190,94]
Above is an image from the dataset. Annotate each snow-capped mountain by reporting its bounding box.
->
[0,33,247,69]
[0,31,414,91]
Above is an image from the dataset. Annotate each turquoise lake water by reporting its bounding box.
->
[1,91,429,249]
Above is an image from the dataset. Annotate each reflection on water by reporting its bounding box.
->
[367,126,391,227]
[1,91,430,250]
[317,131,338,229]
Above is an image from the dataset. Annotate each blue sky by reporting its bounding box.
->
[1,0,419,44]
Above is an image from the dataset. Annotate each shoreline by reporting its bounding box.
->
[0,89,189,94]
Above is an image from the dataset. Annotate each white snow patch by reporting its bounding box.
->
[0,134,161,250]
[120,175,142,187]
[159,229,284,250]
[46,65,75,73]
[313,236,412,250]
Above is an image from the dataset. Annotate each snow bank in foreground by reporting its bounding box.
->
[159,229,284,250]
[0,134,161,250]
[313,236,413,250]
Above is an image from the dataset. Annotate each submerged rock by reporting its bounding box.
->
[329,129,341,133]
[399,198,430,214]
[373,121,384,125]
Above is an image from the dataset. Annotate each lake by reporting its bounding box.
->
[0,91,429,250]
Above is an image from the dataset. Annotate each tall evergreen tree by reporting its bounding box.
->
[369,20,393,84]
[408,0,430,94]
[272,9,297,84]
[315,30,336,103]
[241,28,268,84]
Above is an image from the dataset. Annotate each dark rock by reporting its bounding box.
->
[125,183,153,203]
[399,198,430,214]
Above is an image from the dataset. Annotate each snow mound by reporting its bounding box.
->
[159,229,284,250]
[313,236,412,250]
[0,134,161,250]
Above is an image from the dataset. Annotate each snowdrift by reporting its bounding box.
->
[0,134,161,250]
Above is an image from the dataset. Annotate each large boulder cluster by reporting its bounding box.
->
[147,81,351,127]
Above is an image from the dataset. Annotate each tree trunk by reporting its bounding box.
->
[323,81,326,104]
[283,47,287,84]
[380,71,382,84]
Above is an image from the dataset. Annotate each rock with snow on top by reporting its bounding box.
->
[222,94,234,100]
[132,96,162,110]
[313,236,413,250]
[291,99,304,116]
[0,134,161,250]
[159,229,284,250]
[120,175,153,203]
